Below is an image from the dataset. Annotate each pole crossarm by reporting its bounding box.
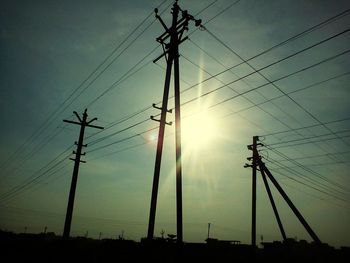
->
[63,120,82,126]
[153,1,202,64]
[86,123,104,129]
[152,103,172,113]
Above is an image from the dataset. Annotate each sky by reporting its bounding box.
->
[0,0,350,247]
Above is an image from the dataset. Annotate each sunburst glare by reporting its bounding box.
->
[182,110,218,151]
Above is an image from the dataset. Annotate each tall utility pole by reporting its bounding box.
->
[62,109,103,239]
[147,1,202,243]
[245,136,261,247]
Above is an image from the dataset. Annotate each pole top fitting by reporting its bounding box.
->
[195,19,202,27]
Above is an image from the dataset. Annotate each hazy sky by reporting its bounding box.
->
[1,0,350,247]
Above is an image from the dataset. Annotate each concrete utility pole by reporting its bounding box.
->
[259,165,287,241]
[245,136,261,247]
[258,161,321,244]
[245,136,321,244]
[62,109,103,239]
[147,1,202,244]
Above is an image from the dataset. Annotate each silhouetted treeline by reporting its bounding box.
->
[0,230,349,262]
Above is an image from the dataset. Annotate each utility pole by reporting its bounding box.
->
[207,223,211,240]
[245,136,321,244]
[62,109,103,239]
[147,1,202,244]
[245,136,261,247]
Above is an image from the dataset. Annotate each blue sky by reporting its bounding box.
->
[1,0,350,247]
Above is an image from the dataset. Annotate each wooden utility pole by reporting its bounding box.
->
[62,109,103,239]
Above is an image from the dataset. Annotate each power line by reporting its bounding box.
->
[186,39,350,144]
[195,7,350,67]
[268,167,350,210]
[76,12,350,152]
[201,0,241,25]
[220,72,350,125]
[261,116,350,137]
[2,162,71,203]
[270,160,350,169]
[87,126,159,154]
[85,51,350,159]
[270,150,350,163]
[0,1,171,172]
[182,48,350,110]
[79,1,229,148]
[22,125,68,162]
[265,129,350,147]
[85,47,158,108]
[0,142,73,199]
[265,156,350,197]
[264,146,350,193]
[267,134,350,150]
[86,105,153,140]
[203,25,350,146]
[67,45,350,189]
[0,154,70,202]
[87,141,151,162]
[181,53,312,137]
[87,117,151,146]
[263,157,349,202]
[179,31,350,108]
[193,0,220,16]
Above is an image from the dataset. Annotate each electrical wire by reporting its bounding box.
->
[264,145,350,193]
[75,14,350,153]
[261,158,349,202]
[0,154,71,202]
[87,126,159,154]
[0,0,171,172]
[203,26,350,146]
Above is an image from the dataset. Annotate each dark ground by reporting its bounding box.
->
[1,230,349,262]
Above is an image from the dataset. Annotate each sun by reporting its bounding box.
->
[182,111,217,150]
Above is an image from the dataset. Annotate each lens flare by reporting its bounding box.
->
[182,111,217,150]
